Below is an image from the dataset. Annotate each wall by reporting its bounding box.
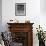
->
[40,0,46,32]
[40,0,46,13]
[0,0,2,32]
[2,0,40,30]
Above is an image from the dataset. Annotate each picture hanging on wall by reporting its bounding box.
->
[15,3,26,16]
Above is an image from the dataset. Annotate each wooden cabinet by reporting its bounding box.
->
[7,23,34,46]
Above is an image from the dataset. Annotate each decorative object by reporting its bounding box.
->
[10,20,13,21]
[25,20,30,23]
[15,3,26,16]
[8,19,19,23]
[36,25,45,46]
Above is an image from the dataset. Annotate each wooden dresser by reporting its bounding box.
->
[7,23,34,46]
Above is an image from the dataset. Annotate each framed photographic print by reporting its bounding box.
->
[15,3,26,16]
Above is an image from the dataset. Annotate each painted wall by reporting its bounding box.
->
[40,0,46,31]
[40,0,46,14]
[2,0,40,31]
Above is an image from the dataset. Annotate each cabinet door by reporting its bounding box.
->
[11,32,28,46]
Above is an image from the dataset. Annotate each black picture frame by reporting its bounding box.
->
[15,3,26,16]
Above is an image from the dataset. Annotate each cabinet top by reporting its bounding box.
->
[7,23,34,25]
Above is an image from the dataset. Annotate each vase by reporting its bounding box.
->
[39,40,45,46]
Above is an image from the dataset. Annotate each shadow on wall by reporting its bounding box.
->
[0,0,2,32]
